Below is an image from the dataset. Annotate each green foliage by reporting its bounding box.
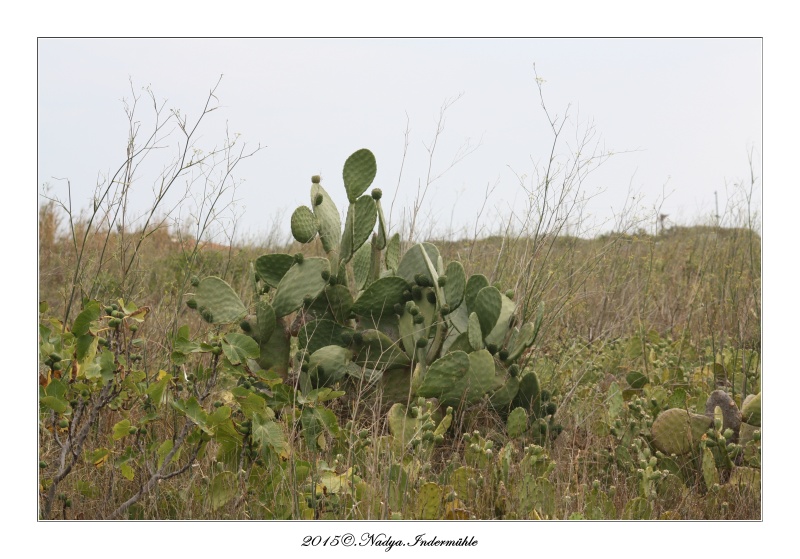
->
[40,145,760,520]
[182,149,556,419]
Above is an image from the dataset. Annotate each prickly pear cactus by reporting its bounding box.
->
[183,148,559,433]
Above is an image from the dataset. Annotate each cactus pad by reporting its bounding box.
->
[311,183,341,254]
[472,286,503,340]
[417,349,496,407]
[254,254,295,288]
[397,243,442,285]
[308,345,354,386]
[271,257,331,317]
[741,392,761,426]
[464,274,489,310]
[352,241,373,291]
[485,292,515,347]
[298,318,354,356]
[354,329,411,371]
[385,233,401,271]
[650,408,711,456]
[340,194,377,262]
[342,148,377,203]
[351,276,409,319]
[443,261,466,311]
[189,277,246,324]
[468,312,483,351]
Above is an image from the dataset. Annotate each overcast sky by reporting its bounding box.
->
[38,38,761,242]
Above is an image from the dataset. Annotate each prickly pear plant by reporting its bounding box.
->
[649,389,761,493]
[184,148,557,431]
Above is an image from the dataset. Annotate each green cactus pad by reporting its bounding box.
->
[310,183,341,254]
[728,466,760,494]
[189,277,246,324]
[739,422,759,446]
[298,318,355,355]
[650,408,712,456]
[513,371,541,412]
[290,205,318,244]
[443,261,466,311]
[340,194,377,262]
[254,254,295,288]
[308,345,354,386]
[354,329,411,371]
[741,392,761,426]
[489,376,520,409]
[352,241,372,291]
[256,300,277,344]
[472,286,503,339]
[385,233,401,271]
[465,274,489,310]
[446,332,473,354]
[399,310,426,358]
[375,199,388,250]
[271,257,331,317]
[387,403,419,447]
[507,320,538,362]
[342,148,377,203]
[322,284,353,323]
[701,446,719,489]
[507,407,530,438]
[351,276,410,319]
[484,292,515,347]
[417,349,496,407]
[468,312,483,351]
[258,317,290,378]
[416,287,437,329]
[397,243,442,285]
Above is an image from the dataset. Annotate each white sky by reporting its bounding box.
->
[38,38,761,241]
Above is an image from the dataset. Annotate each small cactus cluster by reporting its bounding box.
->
[184,149,553,420]
[650,389,758,457]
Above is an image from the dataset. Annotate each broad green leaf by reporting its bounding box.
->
[210,471,238,511]
[301,406,340,449]
[45,379,67,399]
[119,462,135,481]
[207,405,232,428]
[112,419,132,440]
[146,375,171,407]
[71,301,102,337]
[251,412,289,456]
[171,397,211,434]
[231,387,273,420]
[157,440,174,469]
[40,395,69,414]
[222,332,260,365]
